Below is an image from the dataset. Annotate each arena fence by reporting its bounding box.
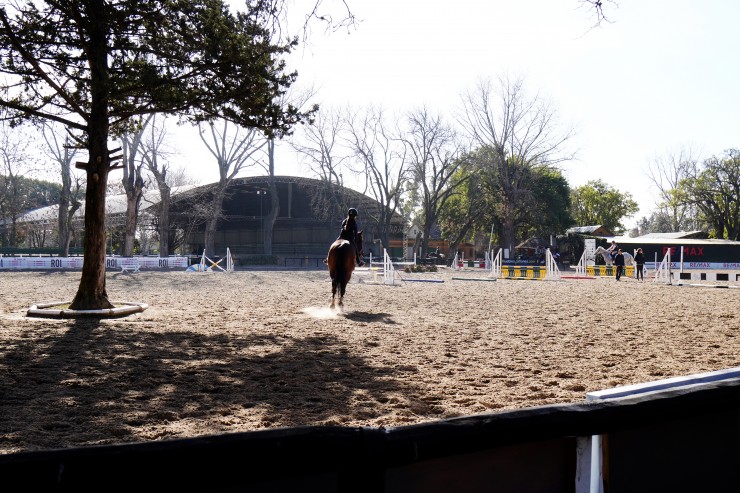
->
[0,255,190,270]
[2,369,737,492]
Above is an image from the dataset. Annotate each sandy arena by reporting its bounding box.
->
[0,268,738,454]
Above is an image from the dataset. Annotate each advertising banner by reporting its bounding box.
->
[0,256,189,270]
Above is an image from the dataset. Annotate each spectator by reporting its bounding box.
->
[614,249,625,280]
[634,248,645,280]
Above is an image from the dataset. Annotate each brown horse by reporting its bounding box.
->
[326,230,364,309]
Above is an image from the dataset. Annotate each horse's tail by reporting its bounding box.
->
[333,245,347,281]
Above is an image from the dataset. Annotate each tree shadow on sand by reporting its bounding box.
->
[0,317,424,452]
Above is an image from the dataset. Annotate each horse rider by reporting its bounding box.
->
[324,208,364,267]
[340,208,364,267]
[605,240,618,262]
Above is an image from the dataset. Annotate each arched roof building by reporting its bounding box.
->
[170,176,406,258]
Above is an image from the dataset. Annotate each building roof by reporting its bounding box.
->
[11,185,199,225]
[566,225,613,236]
[632,231,709,240]
[608,235,740,246]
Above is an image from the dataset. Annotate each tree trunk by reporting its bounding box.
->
[70,13,112,311]
[70,147,112,309]
[203,188,225,258]
[58,161,71,256]
[158,183,170,257]
[122,192,141,256]
[263,141,279,256]
[65,199,81,256]
[204,215,218,258]
[263,185,279,255]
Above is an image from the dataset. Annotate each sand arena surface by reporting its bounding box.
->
[0,268,738,454]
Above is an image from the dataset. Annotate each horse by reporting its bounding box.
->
[594,246,634,266]
[326,230,364,309]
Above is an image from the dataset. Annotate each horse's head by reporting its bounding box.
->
[356,230,364,257]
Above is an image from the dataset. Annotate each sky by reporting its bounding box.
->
[172,0,740,229]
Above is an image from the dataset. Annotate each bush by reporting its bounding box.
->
[404,264,438,273]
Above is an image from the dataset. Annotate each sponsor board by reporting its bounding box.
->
[0,256,189,270]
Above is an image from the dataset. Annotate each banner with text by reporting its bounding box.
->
[0,256,189,270]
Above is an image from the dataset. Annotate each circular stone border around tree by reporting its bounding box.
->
[27,301,149,319]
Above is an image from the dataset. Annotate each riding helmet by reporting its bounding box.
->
[348,208,358,217]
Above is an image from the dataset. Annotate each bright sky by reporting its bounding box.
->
[174,0,740,229]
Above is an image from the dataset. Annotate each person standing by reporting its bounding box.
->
[614,248,625,280]
[634,248,645,280]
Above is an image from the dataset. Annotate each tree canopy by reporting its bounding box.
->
[0,0,312,309]
[570,179,638,234]
[682,149,740,240]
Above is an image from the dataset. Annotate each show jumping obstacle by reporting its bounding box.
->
[186,248,234,272]
[494,249,561,281]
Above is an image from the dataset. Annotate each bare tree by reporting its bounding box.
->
[258,140,278,255]
[41,123,84,255]
[647,148,701,232]
[199,120,265,257]
[0,124,34,247]
[580,0,618,26]
[290,106,352,222]
[119,116,154,256]
[459,75,575,251]
[345,106,408,248]
[139,115,176,257]
[401,107,468,257]
[253,89,317,255]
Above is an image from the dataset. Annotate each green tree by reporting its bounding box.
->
[0,1,311,309]
[570,179,639,234]
[526,168,574,239]
[459,75,575,250]
[683,150,740,240]
[0,174,61,247]
[440,146,572,254]
[437,160,488,257]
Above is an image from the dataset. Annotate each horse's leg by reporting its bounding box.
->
[328,259,337,308]
[330,278,338,308]
[337,278,345,308]
[339,265,353,308]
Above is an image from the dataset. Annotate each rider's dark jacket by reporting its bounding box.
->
[340,216,358,243]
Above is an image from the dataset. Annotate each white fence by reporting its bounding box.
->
[0,256,190,270]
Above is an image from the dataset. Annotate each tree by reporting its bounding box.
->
[0,124,41,247]
[291,106,351,222]
[402,108,467,257]
[345,106,408,249]
[527,168,574,238]
[41,123,84,256]
[459,75,575,250]
[647,148,702,232]
[436,161,489,257]
[199,120,265,257]
[0,1,312,309]
[139,115,175,257]
[570,180,639,234]
[683,150,740,240]
[120,116,153,256]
